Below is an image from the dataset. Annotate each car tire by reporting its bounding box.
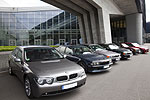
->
[8,62,14,75]
[78,62,87,72]
[24,76,34,99]
[141,49,145,54]
[132,51,136,55]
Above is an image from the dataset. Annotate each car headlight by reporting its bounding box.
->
[45,77,53,84]
[37,78,44,85]
[79,71,86,77]
[37,77,54,85]
[91,62,100,66]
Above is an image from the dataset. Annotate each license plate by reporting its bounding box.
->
[104,65,109,68]
[116,58,120,61]
[62,82,77,90]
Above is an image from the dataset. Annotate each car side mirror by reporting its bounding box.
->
[14,58,21,62]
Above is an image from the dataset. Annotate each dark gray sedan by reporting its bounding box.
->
[56,45,112,73]
[8,46,86,98]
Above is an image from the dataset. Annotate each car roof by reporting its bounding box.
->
[85,44,99,46]
[63,45,88,48]
[99,43,114,45]
[18,45,52,51]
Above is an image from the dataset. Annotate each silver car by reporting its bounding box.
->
[8,46,86,98]
[83,44,121,63]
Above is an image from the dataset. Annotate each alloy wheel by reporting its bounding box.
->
[25,78,31,97]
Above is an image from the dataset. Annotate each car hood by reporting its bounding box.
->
[140,45,149,49]
[111,48,130,53]
[76,53,107,62]
[95,49,120,56]
[130,47,139,50]
[27,59,83,77]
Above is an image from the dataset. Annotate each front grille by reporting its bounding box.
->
[69,73,78,79]
[127,53,131,55]
[99,61,109,65]
[56,76,68,81]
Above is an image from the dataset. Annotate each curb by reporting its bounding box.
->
[0,70,8,74]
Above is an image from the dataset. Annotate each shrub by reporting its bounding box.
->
[50,45,59,48]
[0,45,60,51]
[0,46,16,52]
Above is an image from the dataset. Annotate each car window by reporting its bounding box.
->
[132,43,140,47]
[109,44,119,49]
[90,45,104,51]
[121,43,129,47]
[70,46,92,55]
[126,43,133,47]
[65,47,73,55]
[100,45,107,49]
[11,48,19,57]
[25,48,63,62]
[102,45,108,49]
[16,49,22,60]
[11,49,16,56]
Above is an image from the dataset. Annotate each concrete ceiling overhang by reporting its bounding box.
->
[42,0,139,15]
[42,0,140,44]
[113,0,138,15]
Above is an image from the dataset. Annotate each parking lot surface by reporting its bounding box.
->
[0,49,150,100]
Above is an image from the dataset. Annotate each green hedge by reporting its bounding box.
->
[0,45,59,51]
[0,46,16,52]
[50,45,59,48]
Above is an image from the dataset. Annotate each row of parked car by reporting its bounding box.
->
[8,42,149,98]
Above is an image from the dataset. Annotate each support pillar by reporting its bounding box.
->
[126,13,143,44]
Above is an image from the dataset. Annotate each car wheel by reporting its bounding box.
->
[78,62,87,72]
[132,51,136,55]
[141,50,145,54]
[8,62,14,75]
[24,77,34,99]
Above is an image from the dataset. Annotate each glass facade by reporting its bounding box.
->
[110,17,127,43]
[0,10,80,46]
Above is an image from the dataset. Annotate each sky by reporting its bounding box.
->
[2,0,58,9]
[1,0,150,22]
[145,0,150,22]
[3,0,50,7]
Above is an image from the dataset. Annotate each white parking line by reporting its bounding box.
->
[0,70,8,74]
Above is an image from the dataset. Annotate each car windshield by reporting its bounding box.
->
[24,47,63,62]
[121,43,129,47]
[70,46,92,55]
[109,44,119,50]
[90,45,104,51]
[132,43,140,47]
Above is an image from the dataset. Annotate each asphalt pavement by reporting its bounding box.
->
[0,49,150,100]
